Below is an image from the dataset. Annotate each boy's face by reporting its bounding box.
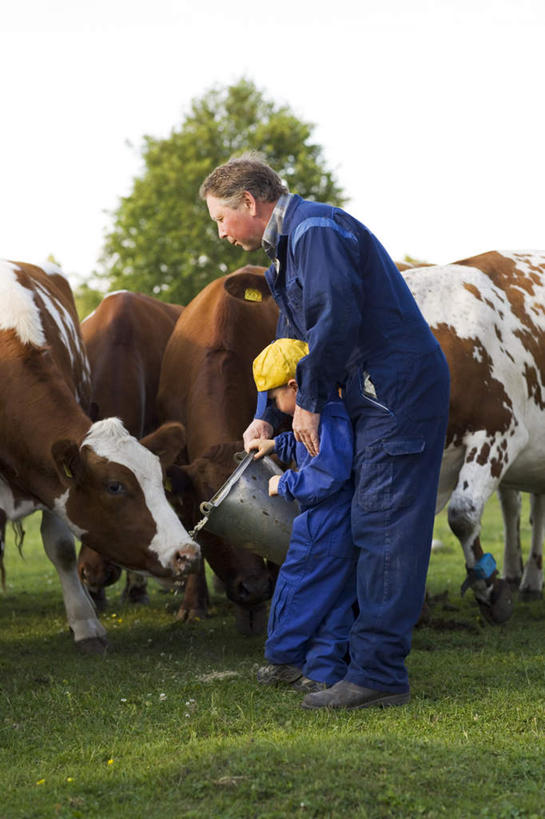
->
[270,380,297,416]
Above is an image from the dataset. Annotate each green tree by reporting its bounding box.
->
[73,281,104,320]
[99,78,345,305]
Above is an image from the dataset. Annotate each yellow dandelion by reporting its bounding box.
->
[67,777,74,782]
[107,758,114,765]
[36,779,45,785]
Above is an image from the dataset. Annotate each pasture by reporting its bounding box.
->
[1,496,545,818]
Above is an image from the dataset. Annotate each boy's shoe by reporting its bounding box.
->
[290,675,328,694]
[256,663,302,685]
[301,680,410,709]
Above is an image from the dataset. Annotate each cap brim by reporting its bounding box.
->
[255,390,269,418]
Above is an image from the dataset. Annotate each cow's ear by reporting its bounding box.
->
[165,463,193,495]
[51,439,86,486]
[141,422,186,468]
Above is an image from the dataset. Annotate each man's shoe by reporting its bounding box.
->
[290,675,328,693]
[256,663,302,685]
[301,680,410,710]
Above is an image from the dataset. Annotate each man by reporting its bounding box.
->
[200,153,450,709]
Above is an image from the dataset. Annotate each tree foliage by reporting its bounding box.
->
[99,79,345,305]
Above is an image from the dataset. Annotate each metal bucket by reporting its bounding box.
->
[199,452,298,565]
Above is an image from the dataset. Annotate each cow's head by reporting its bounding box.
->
[166,442,276,609]
[51,418,200,579]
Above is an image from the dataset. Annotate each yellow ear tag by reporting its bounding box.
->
[63,463,73,479]
[244,288,262,302]
[164,477,173,493]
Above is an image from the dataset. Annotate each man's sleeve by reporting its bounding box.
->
[291,219,366,413]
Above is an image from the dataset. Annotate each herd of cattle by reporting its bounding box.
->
[1,250,544,651]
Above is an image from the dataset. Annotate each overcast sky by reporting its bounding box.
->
[1,0,544,287]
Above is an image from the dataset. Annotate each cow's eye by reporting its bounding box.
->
[106,480,125,495]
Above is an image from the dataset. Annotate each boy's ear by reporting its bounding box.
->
[287,378,298,390]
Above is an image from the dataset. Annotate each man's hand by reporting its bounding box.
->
[243,418,274,450]
[268,475,281,496]
[247,438,275,460]
[292,405,320,457]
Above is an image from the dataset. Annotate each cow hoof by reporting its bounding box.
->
[234,603,267,635]
[519,588,543,602]
[504,576,522,593]
[175,606,208,623]
[76,636,109,655]
[478,580,514,624]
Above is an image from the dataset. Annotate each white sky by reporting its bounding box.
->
[1,0,544,288]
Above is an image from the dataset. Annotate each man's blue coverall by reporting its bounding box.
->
[266,395,357,686]
[260,194,450,694]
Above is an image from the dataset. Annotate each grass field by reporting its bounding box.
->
[1,495,545,818]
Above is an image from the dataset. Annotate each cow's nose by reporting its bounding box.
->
[173,543,201,577]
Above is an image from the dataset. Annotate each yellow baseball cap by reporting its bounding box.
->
[253,338,309,415]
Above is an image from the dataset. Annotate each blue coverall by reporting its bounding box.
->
[260,194,450,694]
[265,395,357,686]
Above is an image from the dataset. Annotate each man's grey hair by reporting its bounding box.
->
[199,152,288,207]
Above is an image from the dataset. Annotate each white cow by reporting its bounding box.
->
[403,251,545,622]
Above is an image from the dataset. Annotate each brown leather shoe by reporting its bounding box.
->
[301,680,410,709]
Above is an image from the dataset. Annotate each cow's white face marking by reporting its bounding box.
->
[82,419,197,566]
[0,261,46,345]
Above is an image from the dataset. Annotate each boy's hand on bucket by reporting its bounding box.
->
[268,475,281,496]
[243,419,273,449]
[247,438,275,459]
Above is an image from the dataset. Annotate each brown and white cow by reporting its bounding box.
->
[403,251,545,621]
[78,291,184,609]
[0,261,199,651]
[157,266,280,633]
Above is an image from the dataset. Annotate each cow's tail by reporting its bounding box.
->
[0,521,26,591]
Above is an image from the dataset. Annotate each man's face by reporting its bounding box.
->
[206,194,264,252]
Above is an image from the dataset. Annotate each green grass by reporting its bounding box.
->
[1,497,545,818]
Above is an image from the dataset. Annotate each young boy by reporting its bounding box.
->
[247,338,357,694]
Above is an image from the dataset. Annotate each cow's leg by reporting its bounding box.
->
[176,562,210,622]
[520,493,544,600]
[498,486,523,589]
[120,571,150,605]
[40,510,108,653]
[447,434,518,623]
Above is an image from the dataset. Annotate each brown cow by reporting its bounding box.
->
[78,291,183,609]
[157,266,280,633]
[0,261,199,651]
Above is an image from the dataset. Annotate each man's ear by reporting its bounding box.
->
[242,190,257,214]
[140,422,187,469]
[51,439,86,486]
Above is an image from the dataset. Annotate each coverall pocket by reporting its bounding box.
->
[285,277,304,314]
[356,437,425,512]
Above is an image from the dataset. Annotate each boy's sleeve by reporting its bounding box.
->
[277,409,353,506]
[273,431,297,465]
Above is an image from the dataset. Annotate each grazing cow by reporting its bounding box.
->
[78,291,183,609]
[0,261,199,651]
[402,251,545,621]
[157,266,280,633]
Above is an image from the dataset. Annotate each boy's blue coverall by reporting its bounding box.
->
[265,395,357,686]
[260,194,451,694]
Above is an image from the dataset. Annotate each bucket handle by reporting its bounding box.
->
[200,500,213,516]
